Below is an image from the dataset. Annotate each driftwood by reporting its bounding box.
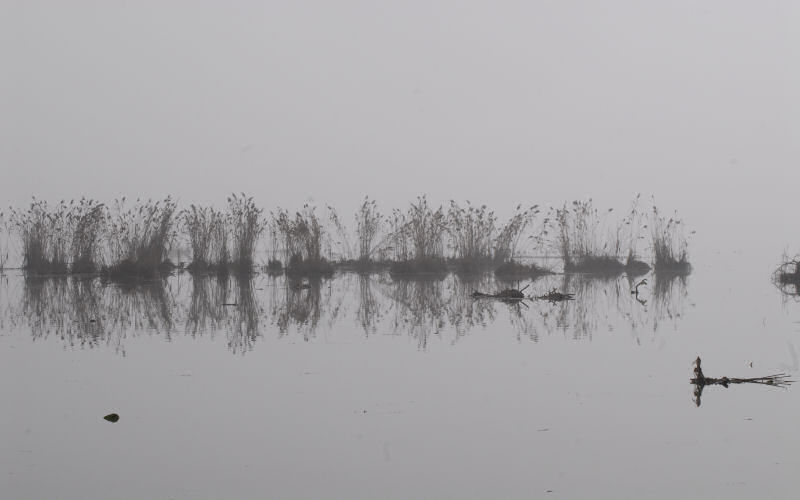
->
[690,356,793,407]
[535,288,574,302]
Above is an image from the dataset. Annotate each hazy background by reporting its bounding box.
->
[3,0,799,261]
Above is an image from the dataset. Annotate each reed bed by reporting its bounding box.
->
[553,200,625,274]
[10,198,106,275]
[651,205,691,273]
[446,201,496,273]
[182,205,228,274]
[328,197,388,273]
[0,211,9,271]
[272,205,334,277]
[1,195,691,278]
[387,196,448,276]
[104,197,178,280]
[70,199,107,274]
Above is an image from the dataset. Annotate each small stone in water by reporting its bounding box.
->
[103,413,120,423]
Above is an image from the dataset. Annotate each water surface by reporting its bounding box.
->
[1,259,798,499]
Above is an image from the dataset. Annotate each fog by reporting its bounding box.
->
[3,1,799,258]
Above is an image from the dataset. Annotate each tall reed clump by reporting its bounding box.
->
[389,196,447,275]
[272,204,333,276]
[554,199,624,274]
[0,210,9,271]
[10,198,72,274]
[326,197,385,272]
[69,198,107,274]
[182,205,229,274]
[327,205,353,262]
[493,204,551,278]
[104,197,178,280]
[356,197,383,263]
[650,205,691,273]
[618,194,650,275]
[446,201,496,273]
[227,194,266,274]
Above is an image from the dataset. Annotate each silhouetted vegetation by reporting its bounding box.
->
[494,204,540,263]
[0,195,690,279]
[620,195,650,275]
[553,200,626,274]
[11,199,73,274]
[388,196,448,276]
[651,205,691,273]
[446,201,496,273]
[104,197,178,280]
[228,194,266,274]
[272,205,333,277]
[0,211,9,271]
[182,205,228,274]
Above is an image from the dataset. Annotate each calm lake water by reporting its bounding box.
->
[1,257,799,500]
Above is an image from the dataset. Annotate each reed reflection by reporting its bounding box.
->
[522,271,690,342]
[357,274,384,336]
[271,277,323,340]
[2,268,693,353]
[225,275,262,354]
[186,274,228,337]
[16,275,177,354]
[386,275,450,349]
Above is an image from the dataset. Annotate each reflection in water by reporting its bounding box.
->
[385,276,449,349]
[15,276,177,355]
[449,274,500,340]
[187,275,228,336]
[225,276,262,354]
[0,270,693,353]
[651,271,690,331]
[272,277,323,340]
[357,274,384,336]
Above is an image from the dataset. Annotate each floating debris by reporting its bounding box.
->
[103,413,120,423]
[471,284,529,301]
[690,357,793,407]
[535,288,575,302]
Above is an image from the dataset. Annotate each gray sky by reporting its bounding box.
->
[2,0,799,257]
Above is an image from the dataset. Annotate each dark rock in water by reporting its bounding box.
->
[103,413,120,423]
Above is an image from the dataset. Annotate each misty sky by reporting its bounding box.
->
[2,1,799,257]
